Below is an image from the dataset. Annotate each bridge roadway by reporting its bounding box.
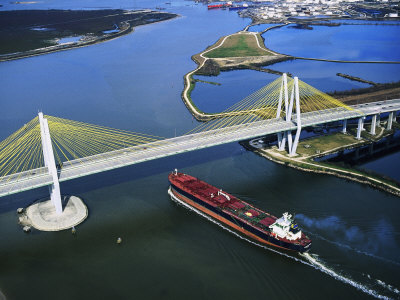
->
[0,99,399,197]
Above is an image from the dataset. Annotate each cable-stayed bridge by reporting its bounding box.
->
[1,74,399,214]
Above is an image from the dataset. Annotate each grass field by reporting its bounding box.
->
[296,132,359,156]
[204,33,273,58]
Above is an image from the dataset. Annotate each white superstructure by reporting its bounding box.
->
[269,212,302,240]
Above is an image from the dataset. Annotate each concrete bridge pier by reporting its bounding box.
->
[276,73,289,152]
[288,76,301,156]
[387,112,394,130]
[38,112,62,215]
[342,119,347,134]
[356,117,364,140]
[287,131,293,151]
[377,114,381,127]
[290,127,301,156]
[277,132,283,149]
[278,131,287,151]
[370,114,377,135]
[361,116,365,131]
[21,112,88,232]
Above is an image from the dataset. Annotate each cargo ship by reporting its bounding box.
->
[168,170,311,253]
[207,1,232,9]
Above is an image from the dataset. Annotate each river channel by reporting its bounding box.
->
[0,1,399,299]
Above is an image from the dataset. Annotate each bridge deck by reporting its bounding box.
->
[0,99,399,197]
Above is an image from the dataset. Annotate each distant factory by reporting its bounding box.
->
[229,0,400,21]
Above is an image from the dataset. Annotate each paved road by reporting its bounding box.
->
[0,99,399,197]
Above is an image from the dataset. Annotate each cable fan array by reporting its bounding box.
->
[46,116,164,166]
[0,75,356,179]
[0,117,43,179]
[0,116,164,178]
[187,76,354,135]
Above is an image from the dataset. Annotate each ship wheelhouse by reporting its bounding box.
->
[269,212,302,240]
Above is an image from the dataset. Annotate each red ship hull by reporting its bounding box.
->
[207,3,232,9]
[207,4,224,9]
[168,172,311,253]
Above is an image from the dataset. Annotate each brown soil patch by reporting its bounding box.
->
[337,87,400,105]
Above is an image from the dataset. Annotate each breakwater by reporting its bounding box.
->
[336,73,377,85]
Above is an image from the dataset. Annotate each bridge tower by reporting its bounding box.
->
[38,112,63,214]
[276,74,301,156]
[276,73,288,151]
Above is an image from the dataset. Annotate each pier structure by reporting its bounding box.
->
[276,74,301,156]
[353,107,398,140]
[371,114,377,135]
[0,74,399,221]
[38,112,62,215]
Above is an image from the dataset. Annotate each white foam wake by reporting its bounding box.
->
[168,187,389,299]
[301,253,389,299]
[376,279,400,295]
[305,230,400,267]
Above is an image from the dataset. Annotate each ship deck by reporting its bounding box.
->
[169,172,312,248]
[169,172,277,233]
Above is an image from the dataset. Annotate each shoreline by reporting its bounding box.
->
[257,148,400,197]
[0,10,178,62]
[181,21,400,122]
[258,22,400,64]
[242,128,400,198]
[181,27,291,121]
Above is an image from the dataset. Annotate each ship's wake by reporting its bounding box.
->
[300,253,395,299]
[296,214,400,267]
[307,230,400,267]
[168,187,395,299]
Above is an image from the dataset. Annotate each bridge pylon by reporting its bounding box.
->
[38,112,63,214]
[276,74,302,156]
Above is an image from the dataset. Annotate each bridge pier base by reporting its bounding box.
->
[342,119,347,134]
[20,196,88,232]
[387,112,394,130]
[370,114,377,135]
[356,117,364,140]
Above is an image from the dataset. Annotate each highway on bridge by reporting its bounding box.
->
[0,99,399,197]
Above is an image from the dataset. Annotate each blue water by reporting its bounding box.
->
[0,4,250,140]
[265,23,400,61]
[330,19,400,25]
[0,2,400,299]
[103,29,119,34]
[361,150,400,181]
[192,21,400,113]
[191,60,400,113]
[268,60,400,91]
[193,70,278,113]
[58,36,81,44]
[248,23,283,32]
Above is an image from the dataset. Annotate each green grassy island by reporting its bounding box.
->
[204,33,273,58]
